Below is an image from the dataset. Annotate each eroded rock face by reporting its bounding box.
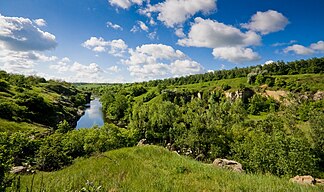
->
[225,88,254,103]
[289,175,316,185]
[212,158,244,173]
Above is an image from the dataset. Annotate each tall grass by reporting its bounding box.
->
[14,146,323,192]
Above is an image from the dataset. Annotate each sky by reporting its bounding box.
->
[0,0,323,83]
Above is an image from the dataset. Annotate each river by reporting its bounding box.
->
[76,98,104,129]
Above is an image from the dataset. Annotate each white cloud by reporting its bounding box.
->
[107,21,123,30]
[33,19,47,27]
[148,31,158,40]
[108,0,144,9]
[212,47,260,63]
[178,17,261,48]
[141,0,216,27]
[241,10,289,35]
[131,21,149,33]
[138,21,149,31]
[170,60,204,76]
[310,41,324,52]
[175,28,185,38]
[284,44,315,55]
[264,60,274,65]
[0,14,57,51]
[124,44,186,65]
[107,65,121,73]
[49,57,71,73]
[123,43,204,80]
[271,40,297,47]
[82,37,128,57]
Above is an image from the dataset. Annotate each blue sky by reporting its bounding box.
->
[0,0,323,82]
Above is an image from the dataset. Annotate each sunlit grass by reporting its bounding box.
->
[0,118,48,133]
[17,145,323,192]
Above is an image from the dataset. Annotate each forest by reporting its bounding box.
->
[1,57,324,191]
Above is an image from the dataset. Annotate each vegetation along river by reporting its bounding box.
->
[76,98,104,129]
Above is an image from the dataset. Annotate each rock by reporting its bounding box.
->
[137,139,147,146]
[313,91,324,101]
[212,158,244,173]
[315,178,324,185]
[10,166,27,174]
[289,175,316,185]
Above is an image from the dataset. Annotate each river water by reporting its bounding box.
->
[76,98,104,129]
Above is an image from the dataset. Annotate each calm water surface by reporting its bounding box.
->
[76,98,104,129]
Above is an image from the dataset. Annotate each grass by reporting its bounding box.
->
[0,118,48,133]
[17,145,323,192]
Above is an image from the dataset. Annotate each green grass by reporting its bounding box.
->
[0,118,48,133]
[17,145,323,192]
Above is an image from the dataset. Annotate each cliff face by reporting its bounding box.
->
[225,88,254,103]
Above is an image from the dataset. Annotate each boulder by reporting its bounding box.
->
[137,139,147,146]
[315,178,324,185]
[10,166,27,174]
[289,175,316,185]
[212,158,244,173]
[313,91,324,101]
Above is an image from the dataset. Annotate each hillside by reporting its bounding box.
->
[0,71,90,132]
[16,146,323,192]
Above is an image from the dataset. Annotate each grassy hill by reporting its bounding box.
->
[17,145,323,192]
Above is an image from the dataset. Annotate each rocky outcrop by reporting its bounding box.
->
[10,166,27,174]
[137,139,148,146]
[289,175,316,185]
[225,88,254,103]
[212,158,244,173]
[290,175,324,186]
[10,165,35,174]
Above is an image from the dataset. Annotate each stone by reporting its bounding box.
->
[10,166,27,174]
[137,139,147,146]
[315,178,324,185]
[212,158,244,173]
[289,175,316,185]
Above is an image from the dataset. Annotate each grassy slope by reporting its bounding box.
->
[0,118,47,133]
[19,146,323,192]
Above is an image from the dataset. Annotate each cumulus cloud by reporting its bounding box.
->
[82,37,128,57]
[170,60,204,76]
[212,47,260,63]
[264,60,275,65]
[123,44,204,80]
[0,48,57,75]
[49,57,71,73]
[0,14,57,51]
[178,17,261,48]
[284,44,314,55]
[49,58,105,82]
[140,0,216,27]
[241,10,289,35]
[108,0,144,9]
[107,21,123,30]
[310,41,324,52]
[33,19,47,27]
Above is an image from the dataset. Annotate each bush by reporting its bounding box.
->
[232,119,317,177]
[37,133,72,171]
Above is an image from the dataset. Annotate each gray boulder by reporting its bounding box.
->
[212,158,244,173]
